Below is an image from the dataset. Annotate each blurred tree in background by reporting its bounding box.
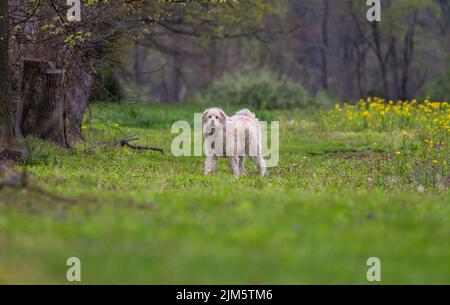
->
[0,0,18,157]
[120,0,449,106]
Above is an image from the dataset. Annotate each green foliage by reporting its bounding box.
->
[192,69,312,109]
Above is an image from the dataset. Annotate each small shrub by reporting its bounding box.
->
[313,90,338,109]
[192,69,312,109]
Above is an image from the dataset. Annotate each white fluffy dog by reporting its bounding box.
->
[202,107,266,177]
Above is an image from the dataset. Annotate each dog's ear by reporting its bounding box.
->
[202,109,211,122]
[218,109,226,123]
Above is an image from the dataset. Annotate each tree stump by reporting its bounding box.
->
[19,59,69,147]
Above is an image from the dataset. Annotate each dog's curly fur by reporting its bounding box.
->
[203,108,266,177]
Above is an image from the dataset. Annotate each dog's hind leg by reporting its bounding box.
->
[228,156,241,178]
[251,155,267,177]
[239,156,246,175]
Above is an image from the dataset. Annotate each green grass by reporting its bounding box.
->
[0,103,449,284]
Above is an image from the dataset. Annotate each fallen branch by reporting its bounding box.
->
[115,136,164,154]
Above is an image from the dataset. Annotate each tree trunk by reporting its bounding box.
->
[19,59,68,147]
[355,43,368,98]
[391,37,401,99]
[0,0,21,160]
[172,55,182,102]
[320,0,329,91]
[64,68,93,142]
[16,60,92,147]
[134,42,145,86]
[0,0,13,145]
[371,23,390,98]
[401,12,418,100]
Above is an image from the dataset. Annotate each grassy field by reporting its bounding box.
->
[0,102,449,284]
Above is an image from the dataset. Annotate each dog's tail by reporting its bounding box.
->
[235,108,256,119]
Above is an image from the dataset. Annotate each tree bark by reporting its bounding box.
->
[354,43,368,98]
[64,68,93,142]
[19,59,68,147]
[391,37,401,99]
[371,23,390,98]
[134,42,145,86]
[172,55,183,102]
[320,0,329,91]
[401,12,418,100]
[0,0,15,152]
[15,60,92,147]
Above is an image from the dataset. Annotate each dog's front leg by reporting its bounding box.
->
[239,156,246,175]
[204,156,218,175]
[228,156,241,178]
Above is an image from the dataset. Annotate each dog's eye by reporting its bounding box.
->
[209,116,212,119]
[216,116,219,119]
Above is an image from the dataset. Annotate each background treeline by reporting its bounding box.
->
[105,0,450,108]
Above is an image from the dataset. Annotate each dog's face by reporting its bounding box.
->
[203,108,226,134]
